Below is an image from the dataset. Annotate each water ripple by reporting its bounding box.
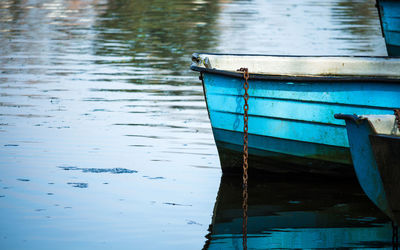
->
[67,182,88,188]
[59,166,137,174]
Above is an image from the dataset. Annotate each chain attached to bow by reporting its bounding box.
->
[237,67,249,250]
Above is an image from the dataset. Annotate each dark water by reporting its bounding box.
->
[207,175,392,249]
[0,0,391,249]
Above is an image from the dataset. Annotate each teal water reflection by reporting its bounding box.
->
[205,175,391,249]
[0,0,391,249]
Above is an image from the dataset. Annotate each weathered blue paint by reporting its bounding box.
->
[377,0,400,56]
[335,115,392,219]
[200,72,400,173]
[214,128,350,165]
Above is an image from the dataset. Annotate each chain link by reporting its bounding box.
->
[394,109,400,131]
[238,67,249,250]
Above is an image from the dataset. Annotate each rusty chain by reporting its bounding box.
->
[394,109,400,131]
[392,109,400,250]
[238,67,249,250]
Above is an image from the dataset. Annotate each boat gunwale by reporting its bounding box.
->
[191,65,400,83]
[191,52,400,82]
[193,52,400,58]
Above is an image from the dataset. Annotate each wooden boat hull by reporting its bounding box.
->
[213,127,351,176]
[377,0,400,56]
[191,54,400,174]
[335,114,400,224]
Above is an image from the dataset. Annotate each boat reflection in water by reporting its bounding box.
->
[204,174,392,249]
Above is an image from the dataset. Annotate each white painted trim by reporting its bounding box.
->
[196,54,400,77]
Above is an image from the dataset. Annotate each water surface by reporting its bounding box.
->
[0,0,391,249]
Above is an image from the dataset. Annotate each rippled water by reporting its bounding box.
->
[0,0,391,249]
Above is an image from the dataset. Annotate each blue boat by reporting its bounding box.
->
[335,113,400,224]
[191,53,400,175]
[376,0,400,56]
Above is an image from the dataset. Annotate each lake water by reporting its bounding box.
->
[0,0,392,249]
